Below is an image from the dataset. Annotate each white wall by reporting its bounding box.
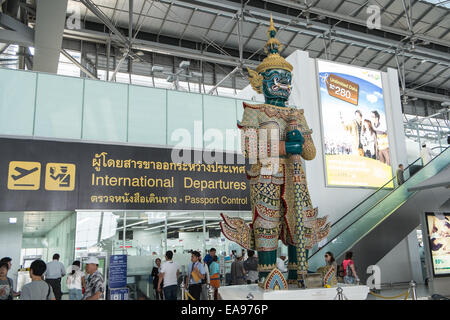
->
[376,229,423,284]
[45,213,76,292]
[238,50,407,224]
[0,212,24,290]
[132,230,163,255]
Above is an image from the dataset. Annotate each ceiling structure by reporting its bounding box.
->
[0,0,449,117]
[23,211,73,237]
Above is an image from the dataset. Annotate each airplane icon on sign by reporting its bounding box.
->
[11,166,39,181]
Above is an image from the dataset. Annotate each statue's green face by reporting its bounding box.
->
[261,68,292,104]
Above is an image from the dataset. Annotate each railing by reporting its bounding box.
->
[307,146,450,270]
[308,154,424,258]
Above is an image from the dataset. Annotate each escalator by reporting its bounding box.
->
[307,146,450,283]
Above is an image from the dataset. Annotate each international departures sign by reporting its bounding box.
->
[0,138,251,211]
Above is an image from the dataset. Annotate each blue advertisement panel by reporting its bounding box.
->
[109,255,127,289]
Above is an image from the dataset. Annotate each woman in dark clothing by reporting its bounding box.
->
[151,258,163,300]
[244,250,258,284]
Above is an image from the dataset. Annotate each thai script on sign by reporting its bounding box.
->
[90,192,177,204]
[91,152,246,174]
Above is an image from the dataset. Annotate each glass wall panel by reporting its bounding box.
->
[34,74,83,139]
[128,85,166,145]
[203,95,239,152]
[82,80,128,142]
[167,90,203,149]
[0,68,36,136]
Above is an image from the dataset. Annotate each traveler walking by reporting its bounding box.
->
[66,261,85,300]
[203,248,216,267]
[186,251,206,300]
[20,260,55,300]
[244,250,258,284]
[0,257,20,298]
[151,258,164,300]
[158,251,179,300]
[396,164,405,186]
[45,254,66,300]
[421,143,434,165]
[83,257,104,300]
[231,252,246,285]
[343,252,360,285]
[209,256,220,299]
[0,262,13,300]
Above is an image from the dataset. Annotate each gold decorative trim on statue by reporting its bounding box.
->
[257,263,277,272]
[247,15,293,91]
[247,68,263,94]
[261,268,288,290]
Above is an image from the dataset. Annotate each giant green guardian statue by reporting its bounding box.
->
[220,17,330,290]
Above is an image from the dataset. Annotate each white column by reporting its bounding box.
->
[33,0,68,73]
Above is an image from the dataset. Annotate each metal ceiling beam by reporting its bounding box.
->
[408,62,439,84]
[79,0,129,46]
[60,48,97,79]
[407,66,449,92]
[0,12,34,47]
[411,4,435,29]
[179,8,196,41]
[64,27,258,68]
[261,0,449,47]
[153,0,450,67]
[419,11,449,35]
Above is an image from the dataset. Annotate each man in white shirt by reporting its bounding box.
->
[158,250,179,300]
[45,253,66,300]
[420,143,434,165]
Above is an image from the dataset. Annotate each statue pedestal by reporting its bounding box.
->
[218,283,370,300]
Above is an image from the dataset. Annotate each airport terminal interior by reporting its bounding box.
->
[0,0,449,301]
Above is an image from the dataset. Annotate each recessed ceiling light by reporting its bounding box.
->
[9,217,17,224]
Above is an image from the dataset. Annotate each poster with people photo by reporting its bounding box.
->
[317,60,393,188]
[426,213,450,276]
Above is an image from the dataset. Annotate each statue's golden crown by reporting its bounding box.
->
[248,15,293,93]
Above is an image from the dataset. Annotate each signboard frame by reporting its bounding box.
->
[0,135,251,212]
[314,58,394,189]
[424,212,450,278]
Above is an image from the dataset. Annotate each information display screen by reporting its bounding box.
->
[425,212,450,277]
[317,60,393,188]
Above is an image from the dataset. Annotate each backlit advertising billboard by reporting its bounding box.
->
[425,212,450,277]
[317,60,393,188]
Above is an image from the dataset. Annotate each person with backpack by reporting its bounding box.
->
[20,260,55,300]
[343,251,360,285]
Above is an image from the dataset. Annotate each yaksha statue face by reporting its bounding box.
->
[247,16,294,107]
[261,68,292,102]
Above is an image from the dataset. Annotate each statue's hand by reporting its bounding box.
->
[286,129,304,144]
[285,141,303,155]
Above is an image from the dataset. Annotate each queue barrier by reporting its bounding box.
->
[368,280,417,300]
